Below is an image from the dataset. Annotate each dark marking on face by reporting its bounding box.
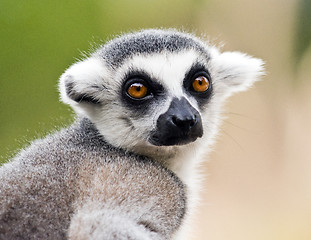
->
[64,76,101,104]
[119,117,135,130]
[120,70,166,115]
[183,63,213,109]
[149,97,203,146]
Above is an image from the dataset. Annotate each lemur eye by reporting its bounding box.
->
[127,83,148,99]
[192,76,210,93]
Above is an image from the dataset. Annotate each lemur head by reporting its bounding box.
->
[59,29,263,158]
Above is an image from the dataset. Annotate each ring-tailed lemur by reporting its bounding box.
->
[0,29,264,240]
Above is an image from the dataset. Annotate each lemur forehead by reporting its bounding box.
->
[116,50,208,99]
[95,29,209,68]
[124,50,205,79]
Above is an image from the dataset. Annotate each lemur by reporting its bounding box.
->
[0,29,264,240]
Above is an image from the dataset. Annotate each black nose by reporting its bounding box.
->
[149,97,203,146]
[172,114,197,131]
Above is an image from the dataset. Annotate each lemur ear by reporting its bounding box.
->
[59,58,108,113]
[210,49,264,98]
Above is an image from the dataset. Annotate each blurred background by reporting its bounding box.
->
[1,0,310,239]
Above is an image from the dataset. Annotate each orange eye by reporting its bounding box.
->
[127,83,148,99]
[192,76,209,92]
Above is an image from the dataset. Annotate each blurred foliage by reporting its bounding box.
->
[294,0,311,67]
[0,0,202,163]
[0,0,310,164]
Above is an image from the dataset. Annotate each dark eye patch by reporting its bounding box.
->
[121,70,165,111]
[183,63,213,107]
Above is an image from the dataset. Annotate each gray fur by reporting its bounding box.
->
[0,29,264,240]
[0,118,186,239]
[95,29,209,68]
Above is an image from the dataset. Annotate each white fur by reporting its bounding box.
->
[59,37,264,239]
[209,48,264,99]
[119,50,202,98]
[59,58,110,116]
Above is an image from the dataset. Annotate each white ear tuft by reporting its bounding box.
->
[211,50,264,97]
[58,57,108,115]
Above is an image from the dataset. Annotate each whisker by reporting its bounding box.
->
[222,119,254,133]
[223,111,257,121]
[221,130,244,151]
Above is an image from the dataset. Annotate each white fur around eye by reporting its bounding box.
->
[118,50,203,98]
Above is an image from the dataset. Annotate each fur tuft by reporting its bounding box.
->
[210,49,264,98]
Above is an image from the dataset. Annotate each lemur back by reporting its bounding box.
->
[0,29,263,239]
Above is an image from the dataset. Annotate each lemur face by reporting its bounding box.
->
[59,29,263,155]
[118,50,212,147]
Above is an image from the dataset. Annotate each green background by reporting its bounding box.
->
[0,0,203,162]
[1,1,311,239]
[0,0,310,163]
